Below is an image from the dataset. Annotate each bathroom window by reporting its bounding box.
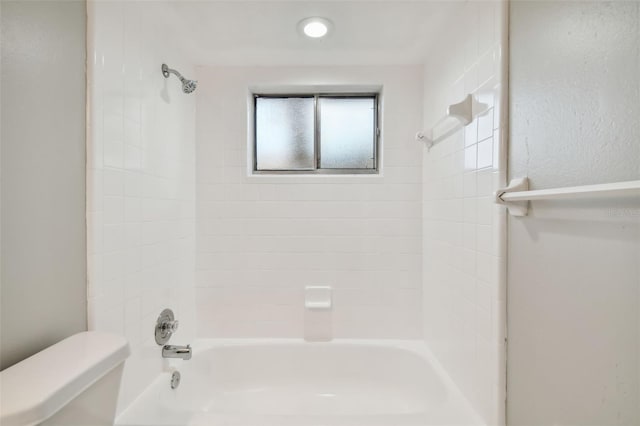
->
[253,94,379,174]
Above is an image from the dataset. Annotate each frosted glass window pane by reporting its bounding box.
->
[256,97,315,170]
[319,97,375,169]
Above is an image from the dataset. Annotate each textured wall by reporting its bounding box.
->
[86,0,197,413]
[510,1,640,188]
[421,1,508,424]
[195,65,424,339]
[0,0,87,371]
[508,1,640,425]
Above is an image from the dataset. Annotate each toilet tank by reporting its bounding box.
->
[0,331,130,426]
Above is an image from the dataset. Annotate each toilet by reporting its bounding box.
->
[0,331,130,426]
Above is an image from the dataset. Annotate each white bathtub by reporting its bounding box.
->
[116,340,483,426]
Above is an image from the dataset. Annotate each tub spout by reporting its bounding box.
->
[162,344,192,360]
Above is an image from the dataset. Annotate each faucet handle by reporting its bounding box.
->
[155,309,179,345]
[162,320,179,333]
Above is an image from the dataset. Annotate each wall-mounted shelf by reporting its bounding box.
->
[305,286,332,311]
[495,177,640,216]
[416,94,489,150]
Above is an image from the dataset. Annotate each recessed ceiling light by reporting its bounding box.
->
[304,21,328,38]
[298,17,333,39]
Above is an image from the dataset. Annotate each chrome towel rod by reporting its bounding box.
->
[495,177,640,216]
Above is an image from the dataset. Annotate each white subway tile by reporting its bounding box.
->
[104,141,124,168]
[124,144,143,170]
[464,145,478,171]
[465,120,479,147]
[103,224,125,253]
[476,169,494,197]
[103,196,124,224]
[477,197,493,225]
[463,223,477,250]
[477,110,494,142]
[463,172,477,198]
[477,138,494,169]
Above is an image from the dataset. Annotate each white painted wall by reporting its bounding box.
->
[508,1,640,424]
[421,1,508,424]
[0,0,87,371]
[195,65,424,338]
[86,0,197,413]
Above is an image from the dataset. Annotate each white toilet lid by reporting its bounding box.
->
[0,331,130,426]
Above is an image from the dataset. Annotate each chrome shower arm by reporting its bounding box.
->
[162,63,184,81]
[161,63,197,94]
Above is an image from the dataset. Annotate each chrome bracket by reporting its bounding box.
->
[494,177,530,217]
[161,63,170,78]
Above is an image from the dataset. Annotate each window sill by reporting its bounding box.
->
[244,170,384,184]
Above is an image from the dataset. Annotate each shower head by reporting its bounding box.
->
[181,78,197,94]
[162,63,197,94]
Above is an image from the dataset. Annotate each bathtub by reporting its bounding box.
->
[116,340,483,426]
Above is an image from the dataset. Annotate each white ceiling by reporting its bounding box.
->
[166,1,461,66]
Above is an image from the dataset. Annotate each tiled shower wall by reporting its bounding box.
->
[86,1,196,413]
[422,1,507,424]
[195,66,424,338]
